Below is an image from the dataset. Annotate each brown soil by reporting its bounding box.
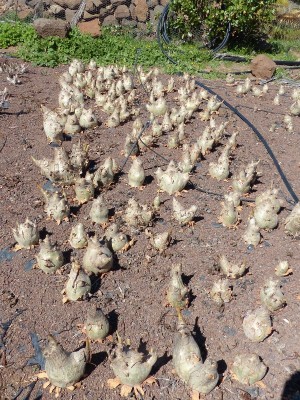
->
[0,58,300,400]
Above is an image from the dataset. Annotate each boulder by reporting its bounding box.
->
[102,14,118,25]
[78,19,101,36]
[65,8,77,22]
[115,4,130,19]
[85,0,102,13]
[133,0,148,21]
[33,18,70,38]
[250,54,276,79]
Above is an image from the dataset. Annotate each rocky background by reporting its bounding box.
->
[1,0,168,36]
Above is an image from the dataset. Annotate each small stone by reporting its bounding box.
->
[24,259,35,271]
[250,54,276,79]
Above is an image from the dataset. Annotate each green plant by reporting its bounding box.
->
[0,21,36,47]
[169,0,277,44]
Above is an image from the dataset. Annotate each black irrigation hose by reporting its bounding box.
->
[156,2,231,66]
[156,5,299,205]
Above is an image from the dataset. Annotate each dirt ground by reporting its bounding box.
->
[0,57,300,400]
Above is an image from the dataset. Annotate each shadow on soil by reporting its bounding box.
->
[281,371,300,400]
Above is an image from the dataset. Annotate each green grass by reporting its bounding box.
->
[0,20,299,78]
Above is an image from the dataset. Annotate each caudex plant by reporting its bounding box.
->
[82,305,110,342]
[37,335,90,398]
[172,310,219,399]
[243,306,272,342]
[166,263,189,309]
[107,333,157,397]
[231,353,267,385]
[12,218,39,251]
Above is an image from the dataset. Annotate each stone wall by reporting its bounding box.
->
[21,0,167,30]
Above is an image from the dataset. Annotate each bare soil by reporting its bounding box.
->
[1,58,300,400]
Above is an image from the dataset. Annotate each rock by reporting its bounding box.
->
[250,54,276,79]
[85,0,102,13]
[122,18,137,27]
[17,8,33,20]
[111,0,126,4]
[102,14,118,25]
[147,0,159,8]
[160,0,168,6]
[115,4,130,19]
[78,19,101,36]
[133,0,148,21]
[83,10,98,20]
[33,18,70,38]
[48,4,65,16]
[53,0,82,9]
[65,8,77,22]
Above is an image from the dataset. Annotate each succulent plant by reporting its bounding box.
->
[41,105,64,143]
[243,306,272,342]
[84,306,110,342]
[74,173,95,204]
[123,198,153,229]
[93,157,118,187]
[62,260,91,303]
[107,335,157,397]
[155,160,189,195]
[260,279,286,312]
[172,197,197,226]
[231,353,267,385]
[285,203,300,237]
[209,145,231,180]
[254,200,278,230]
[232,161,260,195]
[145,229,171,253]
[32,148,76,185]
[69,141,89,175]
[146,96,167,117]
[89,195,109,225]
[173,312,219,395]
[82,236,113,275]
[105,223,132,252]
[275,260,292,277]
[218,199,238,228]
[39,334,90,394]
[128,157,145,188]
[69,223,88,249]
[41,190,70,224]
[79,107,97,129]
[243,217,261,247]
[178,144,195,173]
[207,95,222,113]
[166,264,189,309]
[64,113,81,135]
[255,188,283,214]
[12,218,39,250]
[162,111,173,133]
[36,235,64,274]
[224,191,241,208]
[153,194,161,211]
[219,255,246,279]
[167,129,180,149]
[210,279,232,305]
